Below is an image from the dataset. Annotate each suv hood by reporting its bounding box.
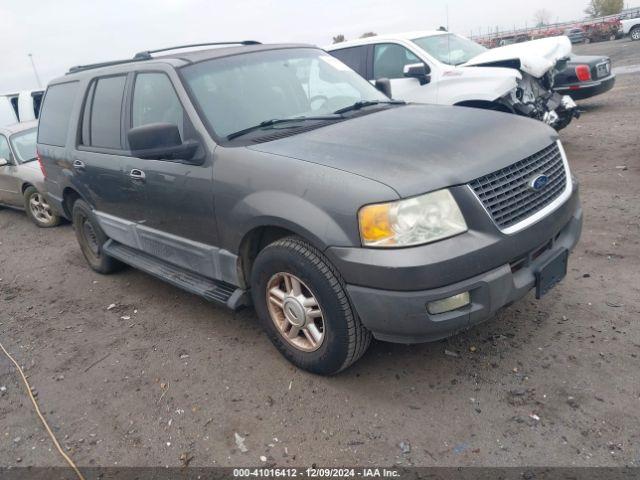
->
[462,36,572,78]
[248,104,557,198]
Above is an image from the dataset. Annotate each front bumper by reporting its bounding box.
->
[328,184,582,344]
[555,74,616,100]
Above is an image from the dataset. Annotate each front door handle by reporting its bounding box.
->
[129,169,146,181]
[72,160,86,170]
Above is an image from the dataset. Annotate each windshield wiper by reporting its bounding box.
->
[22,157,37,163]
[333,100,405,115]
[227,115,342,140]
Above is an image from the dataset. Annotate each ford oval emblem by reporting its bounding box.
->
[530,174,549,192]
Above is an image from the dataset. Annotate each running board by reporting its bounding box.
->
[102,240,251,310]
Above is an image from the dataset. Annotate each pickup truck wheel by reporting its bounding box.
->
[251,236,371,375]
[72,199,123,274]
[631,26,640,41]
[24,186,60,228]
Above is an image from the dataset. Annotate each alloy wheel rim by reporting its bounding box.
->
[29,193,53,224]
[266,272,325,352]
[633,30,640,40]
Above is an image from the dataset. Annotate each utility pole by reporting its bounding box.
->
[28,53,42,89]
[446,4,449,31]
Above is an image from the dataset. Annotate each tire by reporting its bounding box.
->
[631,27,640,41]
[71,199,123,274]
[251,236,371,375]
[24,186,61,228]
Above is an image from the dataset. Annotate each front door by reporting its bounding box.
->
[104,69,219,278]
[372,43,438,103]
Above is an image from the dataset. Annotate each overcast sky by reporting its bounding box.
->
[2,0,639,92]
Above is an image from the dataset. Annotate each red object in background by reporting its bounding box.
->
[36,150,47,177]
[575,64,592,82]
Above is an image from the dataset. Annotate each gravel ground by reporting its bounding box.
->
[1,39,639,469]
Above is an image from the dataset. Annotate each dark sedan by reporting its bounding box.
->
[563,28,586,44]
[554,54,616,100]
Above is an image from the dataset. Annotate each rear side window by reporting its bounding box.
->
[38,82,79,147]
[330,46,368,77]
[132,73,184,138]
[85,76,127,149]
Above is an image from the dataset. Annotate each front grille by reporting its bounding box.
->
[469,143,567,230]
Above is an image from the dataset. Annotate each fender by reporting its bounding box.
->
[402,66,519,105]
[232,190,355,253]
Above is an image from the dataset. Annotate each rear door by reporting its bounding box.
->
[74,74,129,216]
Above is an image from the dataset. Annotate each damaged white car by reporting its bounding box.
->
[327,31,580,129]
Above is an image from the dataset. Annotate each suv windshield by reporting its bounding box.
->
[181,48,388,139]
[10,127,37,163]
[412,34,487,66]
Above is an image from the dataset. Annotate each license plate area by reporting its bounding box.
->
[596,62,610,78]
[535,248,568,299]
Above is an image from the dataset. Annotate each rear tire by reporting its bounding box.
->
[24,186,61,228]
[631,26,640,41]
[251,236,371,375]
[72,199,123,274]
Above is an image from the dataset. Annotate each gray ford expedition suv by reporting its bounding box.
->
[37,41,582,374]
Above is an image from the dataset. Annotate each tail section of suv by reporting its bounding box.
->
[38,42,582,374]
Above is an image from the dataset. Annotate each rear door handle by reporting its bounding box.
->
[72,160,86,170]
[129,169,146,181]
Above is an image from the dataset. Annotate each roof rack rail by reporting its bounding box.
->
[133,41,262,60]
[67,41,261,75]
[67,58,148,74]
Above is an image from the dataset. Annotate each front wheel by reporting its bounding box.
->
[24,186,61,228]
[631,27,640,41]
[251,236,371,375]
[72,199,123,274]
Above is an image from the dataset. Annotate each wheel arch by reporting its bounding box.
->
[62,186,84,218]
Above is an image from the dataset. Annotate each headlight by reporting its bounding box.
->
[358,189,467,247]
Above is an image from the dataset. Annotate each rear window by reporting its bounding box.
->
[38,82,79,147]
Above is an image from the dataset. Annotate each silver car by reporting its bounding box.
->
[0,121,61,227]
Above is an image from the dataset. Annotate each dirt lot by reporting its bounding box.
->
[1,39,639,469]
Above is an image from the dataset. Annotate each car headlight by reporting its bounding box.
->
[358,189,467,247]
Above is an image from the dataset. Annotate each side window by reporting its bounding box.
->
[0,135,10,161]
[329,46,368,78]
[38,82,79,147]
[132,73,184,138]
[373,43,420,79]
[85,75,126,149]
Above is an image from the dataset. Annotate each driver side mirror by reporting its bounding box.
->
[403,63,431,85]
[0,158,8,167]
[128,123,201,164]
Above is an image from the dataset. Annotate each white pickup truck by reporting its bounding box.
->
[620,17,640,40]
[327,31,580,130]
[0,90,44,126]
